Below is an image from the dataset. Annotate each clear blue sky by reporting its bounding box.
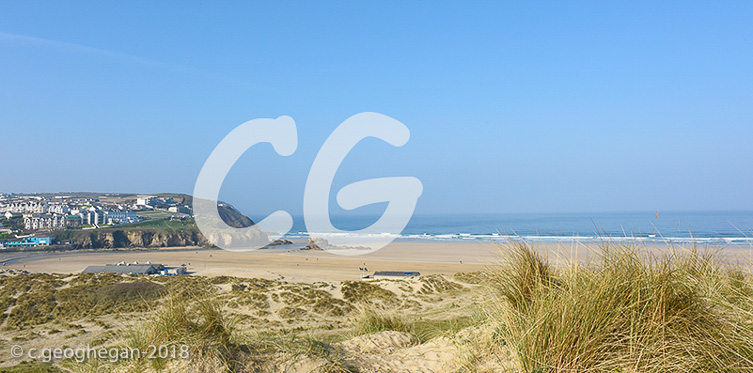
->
[1,1,752,215]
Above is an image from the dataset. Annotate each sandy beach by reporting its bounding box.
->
[1,241,494,282]
[4,240,751,283]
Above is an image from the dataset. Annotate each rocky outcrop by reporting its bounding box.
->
[217,203,255,228]
[302,237,326,251]
[269,239,293,246]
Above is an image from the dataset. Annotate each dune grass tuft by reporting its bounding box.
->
[124,290,245,371]
[351,305,478,344]
[351,306,412,337]
[488,241,753,372]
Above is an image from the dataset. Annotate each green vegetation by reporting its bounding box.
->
[350,306,478,344]
[53,281,166,320]
[419,274,465,294]
[67,224,93,229]
[254,330,357,373]
[277,285,353,317]
[114,217,197,231]
[351,307,413,336]
[228,288,270,309]
[341,280,398,307]
[124,292,243,372]
[488,242,753,372]
[0,216,24,231]
[122,289,359,372]
[7,289,57,328]
[278,306,307,320]
[135,210,176,220]
[0,274,171,329]
[452,270,496,285]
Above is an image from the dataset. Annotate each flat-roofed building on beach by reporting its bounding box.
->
[370,271,421,280]
[82,264,166,275]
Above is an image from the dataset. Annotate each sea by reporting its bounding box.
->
[276,211,753,247]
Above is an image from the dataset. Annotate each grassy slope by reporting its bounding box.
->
[111,218,198,232]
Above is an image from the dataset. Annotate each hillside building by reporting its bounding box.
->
[24,214,66,230]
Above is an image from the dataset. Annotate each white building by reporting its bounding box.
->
[2,201,45,213]
[74,208,139,226]
[104,210,139,225]
[24,214,66,230]
[45,204,71,214]
[168,206,192,214]
[136,196,155,207]
[82,208,106,226]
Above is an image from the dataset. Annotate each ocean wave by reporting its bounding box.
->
[283,231,753,246]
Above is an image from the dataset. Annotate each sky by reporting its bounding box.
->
[1,1,752,217]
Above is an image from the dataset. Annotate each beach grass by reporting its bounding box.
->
[122,290,245,371]
[350,305,478,344]
[351,306,413,337]
[486,241,753,372]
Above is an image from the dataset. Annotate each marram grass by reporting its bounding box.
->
[488,241,753,372]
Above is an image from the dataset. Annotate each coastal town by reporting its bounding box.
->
[0,193,193,248]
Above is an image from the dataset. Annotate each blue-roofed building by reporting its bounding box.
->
[0,236,52,248]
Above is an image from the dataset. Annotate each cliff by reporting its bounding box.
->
[50,200,265,250]
[66,229,212,249]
